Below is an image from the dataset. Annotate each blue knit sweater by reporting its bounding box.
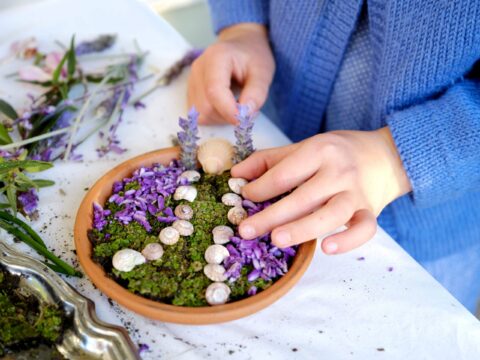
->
[208,0,480,262]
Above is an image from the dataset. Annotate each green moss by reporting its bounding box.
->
[93,169,283,307]
[34,306,64,343]
[172,273,210,306]
[93,220,158,258]
[123,181,140,191]
[0,268,66,357]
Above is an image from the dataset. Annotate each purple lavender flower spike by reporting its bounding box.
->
[75,34,116,56]
[177,107,199,170]
[234,104,256,163]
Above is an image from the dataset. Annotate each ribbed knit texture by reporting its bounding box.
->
[208,0,480,263]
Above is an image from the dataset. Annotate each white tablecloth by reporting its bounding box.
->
[1,1,479,359]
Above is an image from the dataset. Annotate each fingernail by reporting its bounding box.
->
[240,224,256,239]
[324,242,338,254]
[245,100,257,112]
[274,230,291,247]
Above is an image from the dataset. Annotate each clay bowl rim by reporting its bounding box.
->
[74,147,316,325]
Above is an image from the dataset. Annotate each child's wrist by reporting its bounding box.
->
[218,23,268,42]
[375,127,412,200]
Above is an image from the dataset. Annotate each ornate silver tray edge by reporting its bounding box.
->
[0,241,140,360]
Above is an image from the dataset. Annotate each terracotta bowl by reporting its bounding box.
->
[74,147,316,324]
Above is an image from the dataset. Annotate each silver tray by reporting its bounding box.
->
[0,241,140,360]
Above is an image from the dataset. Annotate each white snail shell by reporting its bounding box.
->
[198,138,234,175]
[179,170,201,183]
[203,264,227,282]
[159,226,180,245]
[173,185,197,202]
[206,282,231,306]
[204,244,230,264]
[141,243,164,261]
[228,178,248,194]
[221,193,243,207]
[227,206,248,225]
[172,219,194,236]
[112,249,146,272]
[174,204,193,220]
[212,225,234,245]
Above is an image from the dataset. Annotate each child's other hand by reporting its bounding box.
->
[187,24,275,125]
[231,128,412,254]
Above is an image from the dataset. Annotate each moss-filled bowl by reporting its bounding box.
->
[74,147,316,324]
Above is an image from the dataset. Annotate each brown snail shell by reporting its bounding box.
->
[112,249,146,272]
[173,185,197,202]
[221,193,243,207]
[179,170,201,183]
[212,225,234,245]
[227,206,248,225]
[172,219,194,236]
[158,226,180,245]
[203,264,227,282]
[228,178,248,194]
[204,244,230,264]
[141,243,164,261]
[174,204,193,220]
[198,138,234,175]
[205,282,231,306]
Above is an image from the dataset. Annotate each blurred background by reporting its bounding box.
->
[0,0,216,48]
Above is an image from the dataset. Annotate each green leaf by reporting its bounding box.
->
[0,159,53,175]
[14,172,38,190]
[52,52,68,84]
[20,160,53,173]
[6,184,17,215]
[32,179,55,187]
[0,123,13,145]
[67,36,76,78]
[0,99,18,120]
[0,203,10,209]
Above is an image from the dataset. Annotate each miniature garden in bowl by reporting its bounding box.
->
[74,106,316,324]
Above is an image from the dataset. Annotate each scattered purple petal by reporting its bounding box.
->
[103,160,184,231]
[387,266,394,272]
[247,286,257,296]
[138,343,150,354]
[18,188,38,215]
[357,257,365,261]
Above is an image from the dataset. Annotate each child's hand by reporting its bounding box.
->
[231,128,412,254]
[187,24,275,125]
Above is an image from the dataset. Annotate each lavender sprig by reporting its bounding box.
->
[177,107,199,170]
[96,54,141,157]
[158,48,203,86]
[234,104,256,162]
[75,34,116,56]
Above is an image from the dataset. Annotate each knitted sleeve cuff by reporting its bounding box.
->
[386,80,480,207]
[208,0,269,34]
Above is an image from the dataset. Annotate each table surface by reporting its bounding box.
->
[1,0,479,359]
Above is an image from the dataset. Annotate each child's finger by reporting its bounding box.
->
[321,209,377,254]
[238,172,339,239]
[238,67,272,113]
[270,192,356,248]
[241,145,321,202]
[188,61,226,125]
[203,55,238,125]
[231,144,299,179]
